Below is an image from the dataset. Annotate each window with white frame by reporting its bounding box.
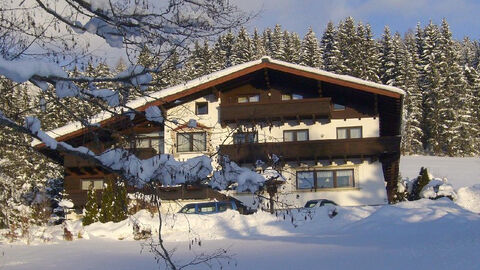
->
[297,169,354,189]
[177,132,206,152]
[336,126,362,139]
[81,179,104,190]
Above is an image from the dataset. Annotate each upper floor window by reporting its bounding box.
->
[297,169,354,190]
[233,132,258,144]
[337,127,362,139]
[284,129,309,142]
[195,102,208,115]
[129,133,164,154]
[237,94,260,103]
[177,132,206,152]
[81,179,104,190]
[281,94,303,101]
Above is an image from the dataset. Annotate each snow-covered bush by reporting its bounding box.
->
[398,167,457,202]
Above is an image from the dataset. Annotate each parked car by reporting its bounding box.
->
[178,201,238,214]
[304,199,337,208]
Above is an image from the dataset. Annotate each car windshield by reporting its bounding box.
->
[304,201,318,208]
[179,205,196,213]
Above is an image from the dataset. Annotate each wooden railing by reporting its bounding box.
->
[219,97,332,123]
[218,136,401,163]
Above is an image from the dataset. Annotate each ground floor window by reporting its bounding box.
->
[297,169,354,190]
[81,179,104,190]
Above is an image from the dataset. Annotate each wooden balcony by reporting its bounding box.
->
[218,136,401,163]
[219,97,332,124]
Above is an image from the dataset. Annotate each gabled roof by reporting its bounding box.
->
[34,56,404,147]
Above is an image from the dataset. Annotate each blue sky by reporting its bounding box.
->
[236,0,480,40]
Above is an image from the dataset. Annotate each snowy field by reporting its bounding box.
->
[400,155,480,189]
[1,155,480,270]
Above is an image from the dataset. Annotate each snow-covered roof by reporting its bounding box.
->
[33,56,405,147]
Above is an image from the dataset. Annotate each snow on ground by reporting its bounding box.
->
[1,155,480,270]
[400,155,480,189]
[1,199,480,270]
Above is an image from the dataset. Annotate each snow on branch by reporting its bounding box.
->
[211,156,267,192]
[145,106,164,123]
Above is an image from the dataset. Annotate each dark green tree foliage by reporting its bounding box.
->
[337,17,359,76]
[252,28,266,59]
[112,181,128,222]
[408,167,431,201]
[417,22,443,153]
[361,24,380,82]
[82,184,99,226]
[283,31,301,64]
[321,21,342,73]
[271,25,285,61]
[99,178,115,223]
[400,33,424,154]
[379,26,396,85]
[231,27,253,65]
[300,27,322,68]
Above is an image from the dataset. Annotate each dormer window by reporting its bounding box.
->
[237,94,259,103]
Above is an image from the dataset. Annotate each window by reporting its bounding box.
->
[130,133,164,154]
[281,94,303,101]
[177,132,206,152]
[284,130,309,142]
[333,103,346,111]
[81,179,104,190]
[297,169,354,189]
[198,203,216,213]
[195,102,208,115]
[237,94,260,103]
[336,127,362,139]
[233,132,258,144]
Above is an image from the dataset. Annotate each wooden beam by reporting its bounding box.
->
[264,68,271,90]
[317,81,323,97]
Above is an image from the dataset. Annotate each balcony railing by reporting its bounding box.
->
[219,97,331,124]
[218,136,401,163]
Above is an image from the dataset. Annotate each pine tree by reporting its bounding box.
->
[417,21,442,154]
[82,184,99,226]
[361,24,380,82]
[300,27,322,68]
[232,27,253,65]
[112,180,128,222]
[437,19,469,155]
[99,178,115,223]
[321,21,342,73]
[379,26,396,85]
[401,32,424,154]
[252,28,266,59]
[271,24,285,60]
[337,17,359,76]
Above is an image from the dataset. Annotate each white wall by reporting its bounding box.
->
[163,94,387,206]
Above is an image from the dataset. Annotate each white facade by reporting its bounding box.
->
[158,93,388,207]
